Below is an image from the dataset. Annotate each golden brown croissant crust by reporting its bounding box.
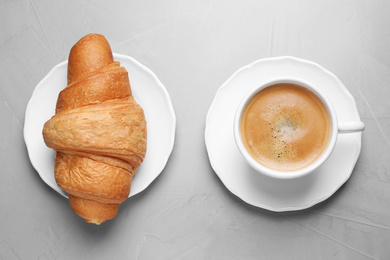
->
[42,34,147,225]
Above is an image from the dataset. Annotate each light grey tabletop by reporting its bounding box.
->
[1,1,389,259]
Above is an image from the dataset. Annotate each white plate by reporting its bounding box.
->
[205,56,363,211]
[24,54,176,199]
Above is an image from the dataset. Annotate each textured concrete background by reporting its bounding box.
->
[1,0,390,259]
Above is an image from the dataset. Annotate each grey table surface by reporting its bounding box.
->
[1,1,390,259]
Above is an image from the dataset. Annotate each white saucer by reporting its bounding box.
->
[205,56,363,211]
[24,54,176,199]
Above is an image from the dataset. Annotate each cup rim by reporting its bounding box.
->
[234,77,338,179]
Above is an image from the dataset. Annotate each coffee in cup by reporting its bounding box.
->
[234,78,365,179]
[240,82,331,171]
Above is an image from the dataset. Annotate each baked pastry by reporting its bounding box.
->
[42,34,147,224]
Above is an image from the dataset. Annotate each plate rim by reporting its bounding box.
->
[24,53,176,199]
[204,56,362,212]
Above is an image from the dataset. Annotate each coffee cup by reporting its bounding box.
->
[234,78,365,179]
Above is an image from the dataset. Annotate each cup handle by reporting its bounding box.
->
[338,121,365,134]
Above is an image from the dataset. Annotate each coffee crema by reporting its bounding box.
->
[240,83,331,171]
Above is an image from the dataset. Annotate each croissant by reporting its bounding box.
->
[42,34,147,225]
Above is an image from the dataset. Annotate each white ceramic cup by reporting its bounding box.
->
[234,77,365,179]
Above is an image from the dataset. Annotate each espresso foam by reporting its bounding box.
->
[240,83,331,171]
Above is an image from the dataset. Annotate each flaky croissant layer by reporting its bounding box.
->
[42,34,147,224]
